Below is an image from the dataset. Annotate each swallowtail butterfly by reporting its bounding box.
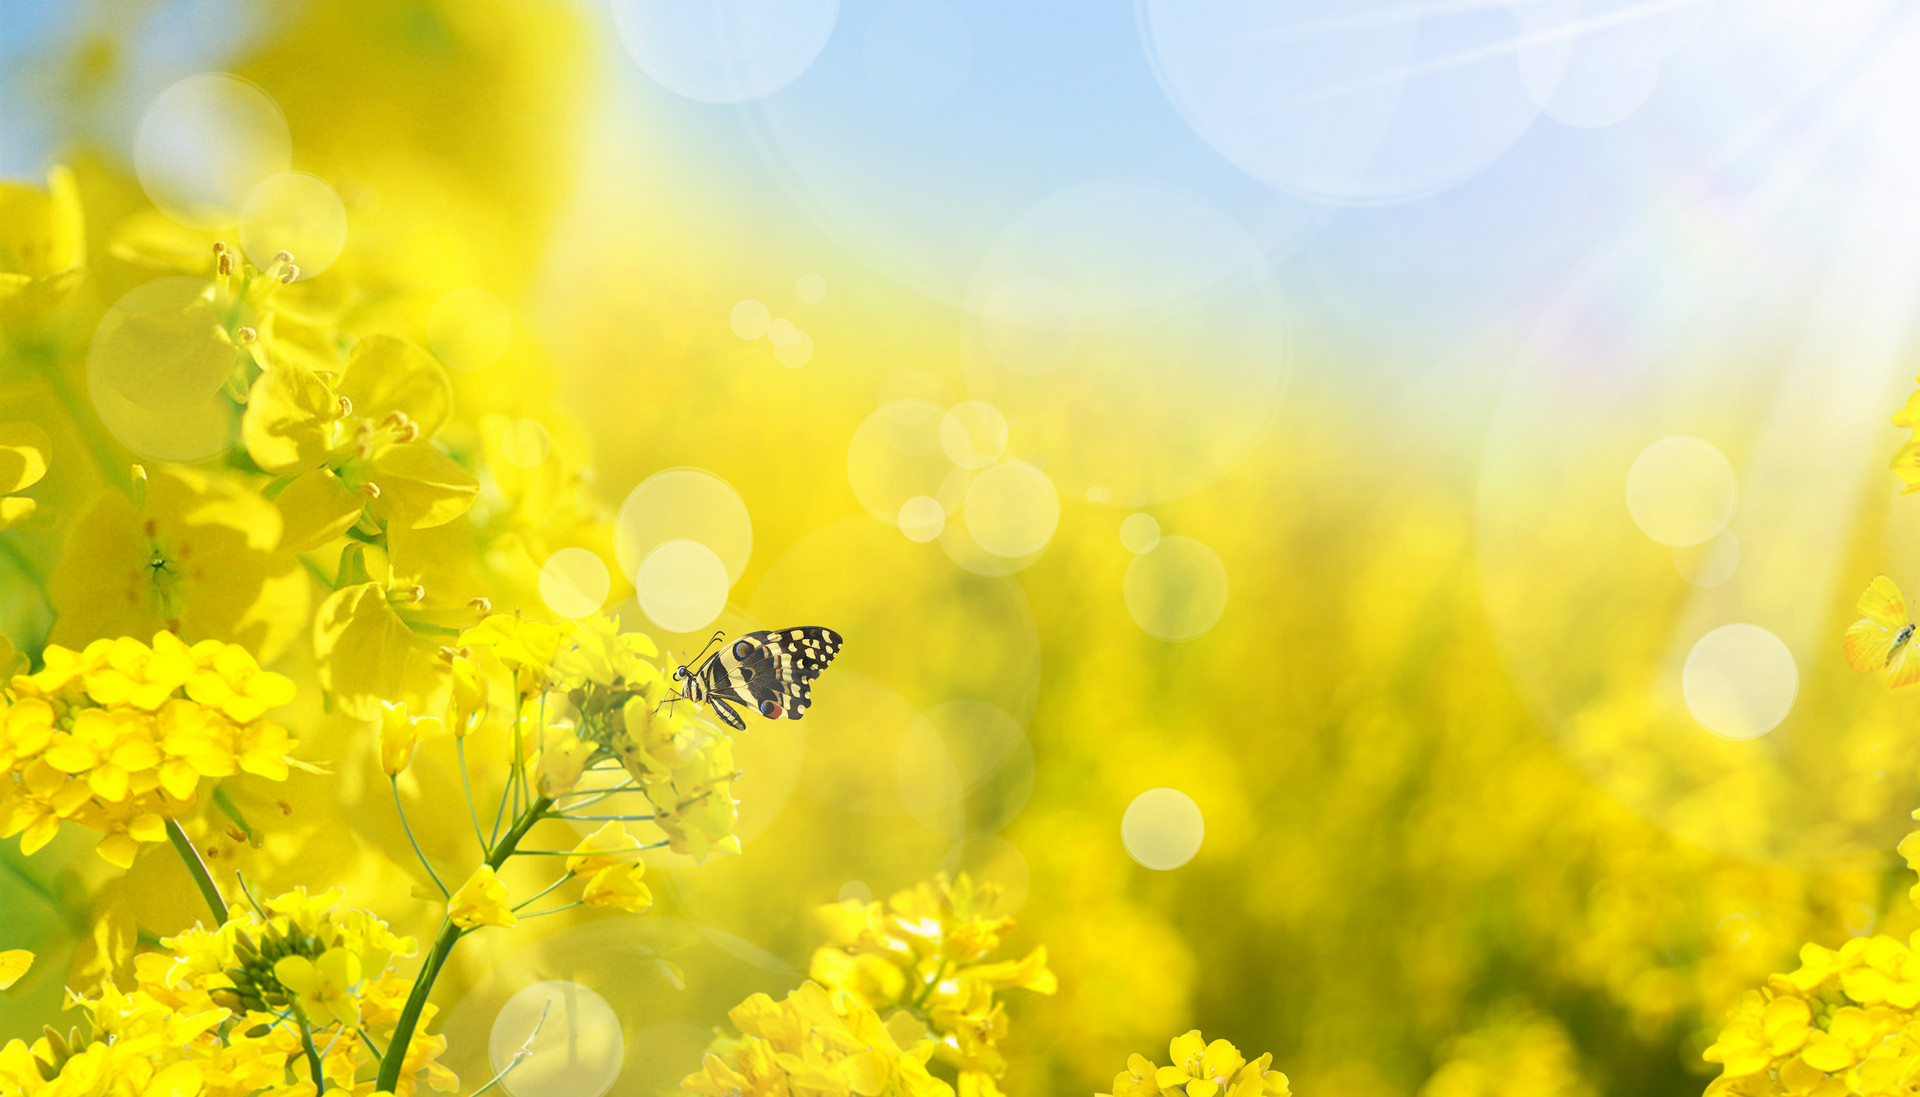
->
[672,627,843,730]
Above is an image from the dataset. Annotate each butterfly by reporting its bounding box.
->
[673,627,843,731]
[1843,575,1920,687]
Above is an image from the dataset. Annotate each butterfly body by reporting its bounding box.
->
[674,627,843,730]
[1844,575,1920,687]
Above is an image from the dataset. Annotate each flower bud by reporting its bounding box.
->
[378,700,440,776]
[449,655,488,740]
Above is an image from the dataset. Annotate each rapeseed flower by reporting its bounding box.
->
[1102,1033,1291,1097]
[244,334,476,551]
[48,466,307,662]
[447,865,515,929]
[0,166,84,329]
[0,633,297,867]
[313,579,454,720]
[378,700,439,776]
[1703,936,1920,1092]
[684,981,953,1097]
[566,822,652,913]
[1,886,452,1097]
[811,874,1055,1095]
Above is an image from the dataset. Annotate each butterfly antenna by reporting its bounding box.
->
[687,630,727,666]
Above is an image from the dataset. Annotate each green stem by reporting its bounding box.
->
[165,818,228,925]
[518,900,584,920]
[392,779,450,897]
[456,739,487,853]
[375,796,553,1093]
[510,874,570,912]
[296,1013,327,1094]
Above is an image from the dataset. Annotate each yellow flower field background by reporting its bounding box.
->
[7,2,1920,1095]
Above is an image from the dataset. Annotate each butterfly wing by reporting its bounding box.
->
[1889,640,1920,689]
[699,628,843,722]
[1844,575,1909,672]
[761,627,842,719]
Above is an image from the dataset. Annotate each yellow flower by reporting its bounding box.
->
[0,949,29,990]
[612,696,742,863]
[461,612,565,693]
[566,822,653,914]
[1895,379,1920,495]
[549,615,661,691]
[243,334,477,550]
[183,639,297,723]
[275,947,364,1029]
[0,165,85,322]
[0,422,50,530]
[1100,1034,1289,1097]
[533,719,594,797]
[48,465,307,662]
[1155,1031,1245,1097]
[37,885,455,1096]
[448,650,489,738]
[448,864,516,929]
[313,579,453,720]
[380,699,440,776]
[0,633,297,867]
[685,981,954,1097]
[809,874,1054,1088]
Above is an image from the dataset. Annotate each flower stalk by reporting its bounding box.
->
[375,795,553,1091]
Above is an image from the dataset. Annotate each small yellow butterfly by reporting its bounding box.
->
[1844,575,1920,687]
[0,950,32,991]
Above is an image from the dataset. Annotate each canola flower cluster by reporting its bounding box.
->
[684,981,955,1097]
[1690,380,1920,1097]
[0,14,797,1093]
[809,875,1057,1097]
[0,633,296,867]
[0,118,714,1094]
[1100,1032,1292,1097]
[461,610,744,864]
[1697,810,1920,1096]
[683,874,1119,1097]
[0,886,453,1097]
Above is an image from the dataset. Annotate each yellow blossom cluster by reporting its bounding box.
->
[0,633,297,867]
[1891,376,1920,494]
[684,981,954,1097]
[1699,810,1920,1095]
[808,874,1055,1097]
[566,821,654,913]
[0,886,453,1097]
[1100,1032,1292,1097]
[460,611,745,861]
[1702,935,1920,1096]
